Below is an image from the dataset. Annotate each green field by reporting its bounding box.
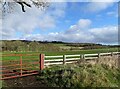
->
[0,47,119,61]
[2,47,119,55]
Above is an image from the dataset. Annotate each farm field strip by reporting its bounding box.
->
[1,47,119,61]
[0,49,119,80]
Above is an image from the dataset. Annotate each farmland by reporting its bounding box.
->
[0,40,120,88]
[1,40,119,53]
[1,40,119,60]
[1,47,119,61]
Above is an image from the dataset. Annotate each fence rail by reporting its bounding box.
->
[44,52,120,66]
[0,54,40,80]
[0,51,120,80]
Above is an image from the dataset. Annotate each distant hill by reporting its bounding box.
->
[0,40,119,52]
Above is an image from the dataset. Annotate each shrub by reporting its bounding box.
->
[36,63,120,87]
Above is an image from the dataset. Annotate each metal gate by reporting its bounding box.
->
[0,53,44,80]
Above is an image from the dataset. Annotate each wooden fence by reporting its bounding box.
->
[0,52,120,80]
[44,52,120,66]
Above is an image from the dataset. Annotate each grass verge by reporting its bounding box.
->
[37,63,120,88]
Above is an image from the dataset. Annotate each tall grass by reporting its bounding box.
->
[36,56,120,88]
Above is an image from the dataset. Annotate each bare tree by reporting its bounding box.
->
[1,0,49,13]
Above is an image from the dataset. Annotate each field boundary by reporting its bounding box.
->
[0,51,120,80]
[44,52,120,66]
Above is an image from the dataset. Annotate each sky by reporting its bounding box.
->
[1,0,119,45]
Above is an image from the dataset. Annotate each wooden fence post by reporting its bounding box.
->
[83,54,86,63]
[98,53,101,58]
[63,55,66,65]
[20,55,22,76]
[111,52,113,56]
[81,54,85,63]
[97,53,101,63]
[39,54,44,70]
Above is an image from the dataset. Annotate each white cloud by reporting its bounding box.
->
[89,26,118,43]
[21,18,118,44]
[49,2,67,17]
[1,2,67,39]
[107,11,115,15]
[77,19,92,29]
[22,25,118,44]
[106,11,118,17]
[66,19,92,34]
[39,15,56,29]
[85,2,114,13]
[21,34,45,41]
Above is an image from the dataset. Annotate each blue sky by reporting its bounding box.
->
[1,1,119,45]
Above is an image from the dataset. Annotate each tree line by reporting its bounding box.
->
[0,40,60,52]
[0,40,119,52]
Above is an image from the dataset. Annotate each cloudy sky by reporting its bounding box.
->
[1,0,119,45]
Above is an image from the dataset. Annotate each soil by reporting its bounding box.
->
[2,75,47,88]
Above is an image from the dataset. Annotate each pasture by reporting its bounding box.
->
[1,47,118,60]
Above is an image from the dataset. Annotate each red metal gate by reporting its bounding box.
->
[0,53,44,80]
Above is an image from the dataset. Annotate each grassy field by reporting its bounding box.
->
[1,47,119,61]
[2,47,119,55]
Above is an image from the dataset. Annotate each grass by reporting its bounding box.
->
[2,63,120,88]
[1,47,119,61]
[36,63,120,87]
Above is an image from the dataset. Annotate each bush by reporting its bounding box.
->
[36,64,120,88]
